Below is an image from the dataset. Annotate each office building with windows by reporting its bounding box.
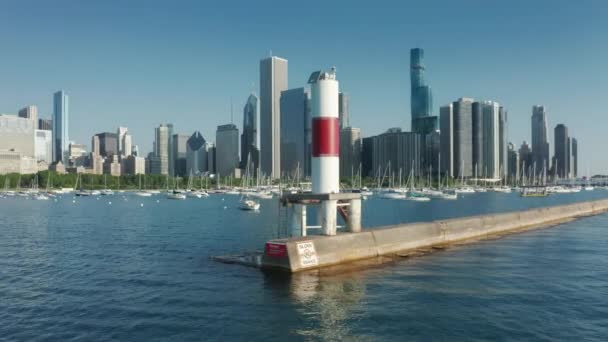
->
[260,55,288,178]
[53,90,69,163]
[241,93,259,172]
[216,124,239,177]
[410,48,437,134]
[280,87,309,177]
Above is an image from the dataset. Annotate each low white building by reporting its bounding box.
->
[0,150,37,174]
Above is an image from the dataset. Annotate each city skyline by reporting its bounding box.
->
[0,1,606,172]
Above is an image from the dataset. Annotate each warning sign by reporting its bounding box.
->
[296,241,318,267]
[265,242,287,258]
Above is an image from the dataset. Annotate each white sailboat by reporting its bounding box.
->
[100,175,114,195]
[239,197,260,210]
[166,190,187,200]
[135,174,152,197]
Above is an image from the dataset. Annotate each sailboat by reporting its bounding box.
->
[584,167,594,191]
[75,174,92,196]
[135,174,152,197]
[454,160,475,194]
[33,175,49,200]
[237,158,260,209]
[3,178,15,196]
[403,166,430,201]
[167,190,187,200]
[166,178,186,200]
[100,175,114,195]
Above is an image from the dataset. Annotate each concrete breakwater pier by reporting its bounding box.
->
[260,199,608,273]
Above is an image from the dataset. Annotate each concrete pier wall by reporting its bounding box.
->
[262,199,608,273]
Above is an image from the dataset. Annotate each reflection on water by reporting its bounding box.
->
[264,269,368,341]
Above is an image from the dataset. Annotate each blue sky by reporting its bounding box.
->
[1,0,607,173]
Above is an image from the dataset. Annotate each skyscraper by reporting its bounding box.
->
[410,48,437,134]
[241,93,259,172]
[471,102,483,175]
[117,127,132,157]
[93,132,118,157]
[339,92,350,129]
[554,124,569,178]
[38,118,52,130]
[339,127,361,179]
[52,90,69,163]
[34,130,52,164]
[172,133,189,177]
[481,101,500,180]
[260,55,288,178]
[90,135,103,174]
[498,106,508,178]
[439,104,454,177]
[452,97,474,177]
[518,141,532,177]
[216,124,239,177]
[186,131,208,175]
[571,138,578,178]
[507,142,519,183]
[280,87,309,177]
[153,124,173,175]
[531,105,550,174]
[18,105,38,124]
[368,128,422,180]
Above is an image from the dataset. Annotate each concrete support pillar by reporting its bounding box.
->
[298,204,307,237]
[288,204,298,237]
[288,204,308,237]
[347,199,362,233]
[321,200,338,236]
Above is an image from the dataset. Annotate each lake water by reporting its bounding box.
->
[1,191,607,341]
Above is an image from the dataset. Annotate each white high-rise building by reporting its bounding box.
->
[117,127,132,157]
[153,124,173,175]
[260,55,288,178]
[34,129,52,164]
[482,101,500,180]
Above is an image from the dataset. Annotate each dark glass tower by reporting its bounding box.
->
[410,48,437,134]
[241,93,259,171]
[554,124,569,178]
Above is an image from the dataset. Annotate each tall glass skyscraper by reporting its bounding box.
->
[216,124,239,177]
[452,97,474,177]
[554,124,569,178]
[241,93,259,171]
[279,87,309,177]
[52,90,69,163]
[410,48,437,134]
[531,105,550,174]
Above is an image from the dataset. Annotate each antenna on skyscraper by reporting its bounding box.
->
[269,49,273,57]
[230,97,234,124]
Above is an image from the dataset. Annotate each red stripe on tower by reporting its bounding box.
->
[312,117,339,157]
